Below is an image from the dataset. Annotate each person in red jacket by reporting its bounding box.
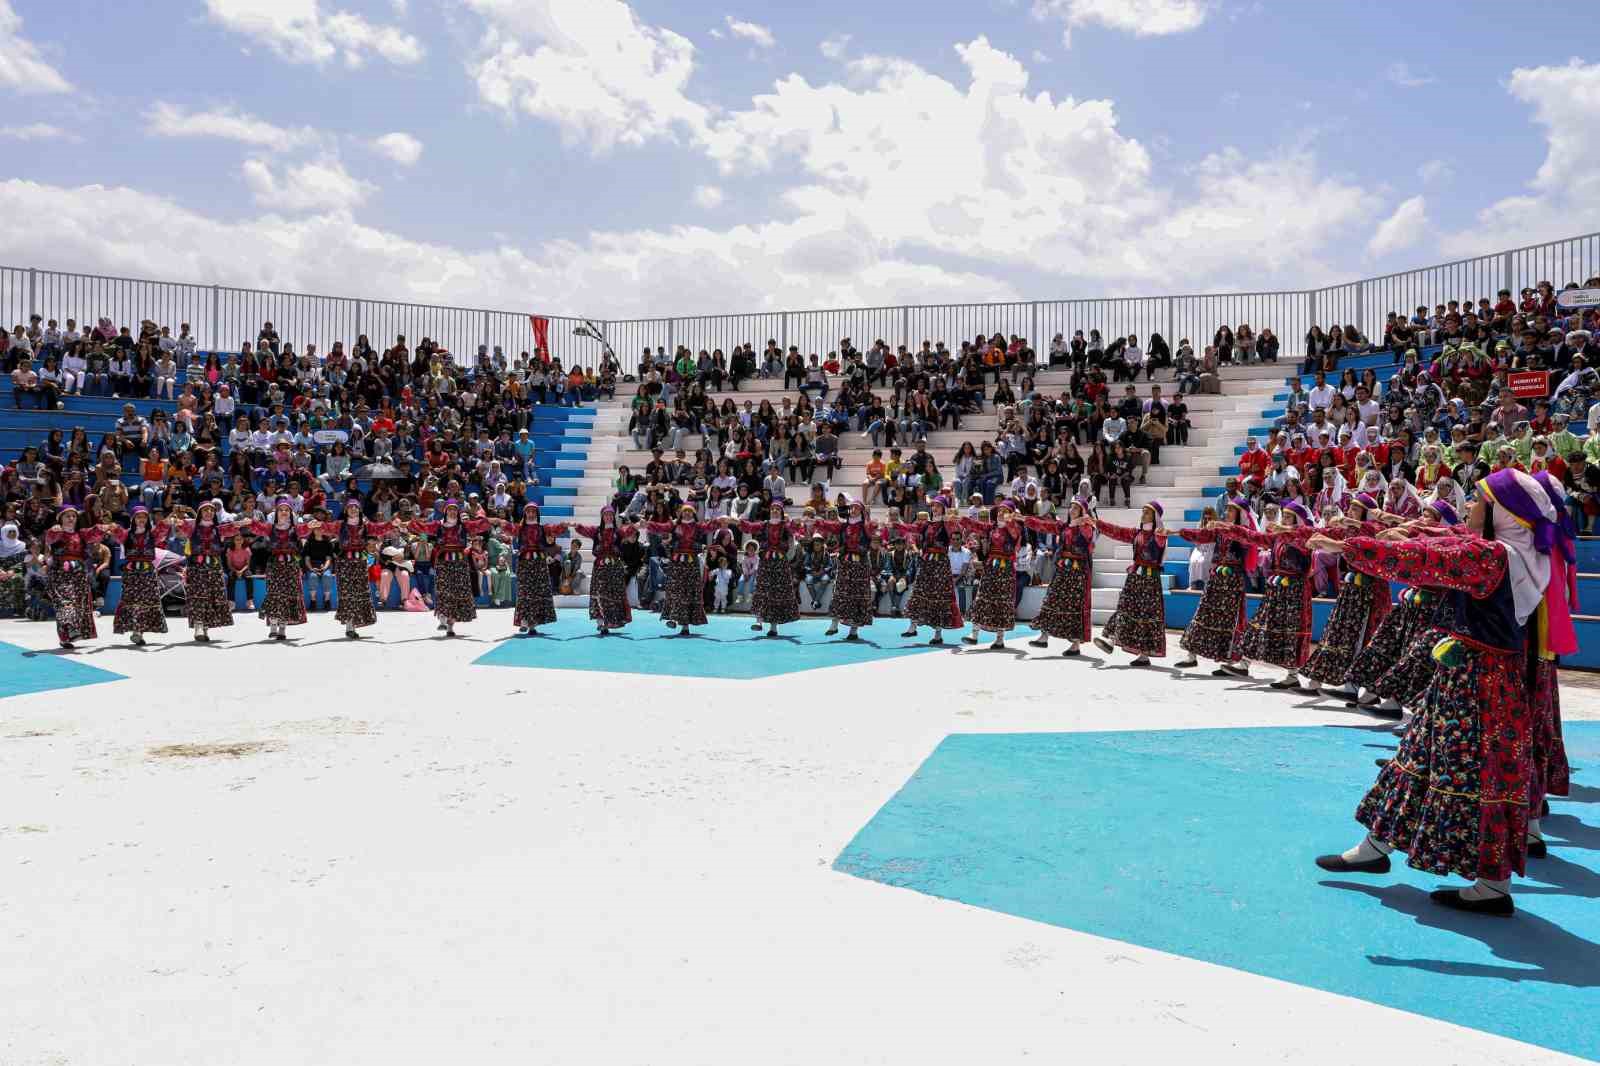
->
[1237,437,1270,482]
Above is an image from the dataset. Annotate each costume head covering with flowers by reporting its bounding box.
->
[1477,468,1565,648]
[1281,501,1313,527]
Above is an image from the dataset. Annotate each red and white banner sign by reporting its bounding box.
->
[1508,370,1550,398]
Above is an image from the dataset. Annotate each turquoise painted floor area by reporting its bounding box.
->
[835,724,1600,1062]
[474,609,1031,680]
[0,641,125,699]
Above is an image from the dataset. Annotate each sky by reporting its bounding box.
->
[1,0,1598,321]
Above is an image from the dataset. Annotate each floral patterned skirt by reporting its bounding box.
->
[906,555,962,631]
[661,557,708,627]
[751,555,800,625]
[262,557,308,627]
[433,556,478,624]
[830,556,876,629]
[1347,589,1442,695]
[1100,568,1166,656]
[1032,558,1091,642]
[1530,657,1570,811]
[1178,566,1244,661]
[184,559,234,629]
[588,556,633,628]
[1356,636,1531,882]
[1301,575,1385,685]
[50,567,96,641]
[113,566,167,635]
[515,556,558,629]
[969,558,1018,634]
[1232,575,1309,670]
[333,558,376,629]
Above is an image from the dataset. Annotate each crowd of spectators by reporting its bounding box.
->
[1218,278,1600,602]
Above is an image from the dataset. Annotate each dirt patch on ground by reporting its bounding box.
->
[147,741,284,760]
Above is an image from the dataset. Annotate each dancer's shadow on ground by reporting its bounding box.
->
[954,644,1031,662]
[1088,660,1185,677]
[1320,880,1600,987]
[1564,783,1600,804]
[1545,813,1600,852]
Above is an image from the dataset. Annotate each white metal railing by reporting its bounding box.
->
[5,230,1597,377]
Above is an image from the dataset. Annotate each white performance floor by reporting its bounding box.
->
[2,610,1597,1065]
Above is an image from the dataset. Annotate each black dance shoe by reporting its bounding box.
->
[1429,887,1513,916]
[1269,677,1298,690]
[1314,852,1391,874]
[1092,637,1113,653]
[1526,838,1548,859]
[1175,658,1198,668]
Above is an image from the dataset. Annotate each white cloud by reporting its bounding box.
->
[819,33,850,59]
[693,184,725,208]
[723,15,774,48]
[1384,62,1434,88]
[1442,59,1600,257]
[241,157,374,213]
[464,0,708,151]
[145,101,321,151]
[1033,0,1207,46]
[204,0,423,67]
[371,131,424,166]
[1367,195,1428,259]
[0,0,72,94]
[1416,158,1453,185]
[698,36,1377,293]
[0,122,76,142]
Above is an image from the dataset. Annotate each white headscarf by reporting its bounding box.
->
[1486,470,1555,626]
[0,523,24,560]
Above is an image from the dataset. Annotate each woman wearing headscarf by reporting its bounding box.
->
[1091,501,1169,665]
[1024,494,1097,655]
[326,499,392,639]
[1220,501,1318,690]
[43,504,104,649]
[812,499,880,640]
[1314,469,1572,916]
[101,505,169,644]
[408,501,491,637]
[1300,494,1390,695]
[0,522,29,618]
[490,502,568,636]
[1174,497,1255,676]
[644,505,717,635]
[961,501,1027,648]
[246,499,311,640]
[891,499,964,645]
[172,500,244,642]
[573,507,636,635]
[733,504,802,638]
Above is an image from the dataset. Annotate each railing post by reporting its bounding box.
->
[1164,296,1173,347]
[27,268,36,320]
[902,305,910,348]
[668,317,675,356]
[780,311,788,352]
[1031,301,1039,350]
[1502,250,1513,295]
[354,298,362,340]
[210,284,220,352]
[482,310,490,354]
[1354,283,1365,337]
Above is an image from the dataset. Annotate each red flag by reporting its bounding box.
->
[529,315,550,358]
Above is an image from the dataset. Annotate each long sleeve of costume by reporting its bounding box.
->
[1094,518,1136,544]
[961,517,993,535]
[1341,535,1506,598]
[1178,525,1218,544]
[99,525,129,545]
[366,520,394,537]
[462,518,492,536]
[644,521,673,535]
[812,519,843,535]
[1024,516,1063,534]
[573,524,600,539]
[408,519,440,535]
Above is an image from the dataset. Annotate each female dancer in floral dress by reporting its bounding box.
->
[1315,469,1572,916]
[105,505,168,644]
[1092,502,1169,665]
[246,499,310,640]
[1025,495,1097,655]
[891,499,963,645]
[43,504,103,649]
[1174,497,1254,676]
[408,501,491,637]
[173,500,240,642]
[645,505,716,635]
[962,502,1026,648]
[572,507,635,635]
[1221,501,1317,690]
[737,505,803,637]
[1300,493,1390,695]
[492,502,568,635]
[1344,500,1461,716]
[813,500,881,640]
[328,500,391,638]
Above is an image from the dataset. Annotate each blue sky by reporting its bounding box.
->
[2,0,1597,319]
